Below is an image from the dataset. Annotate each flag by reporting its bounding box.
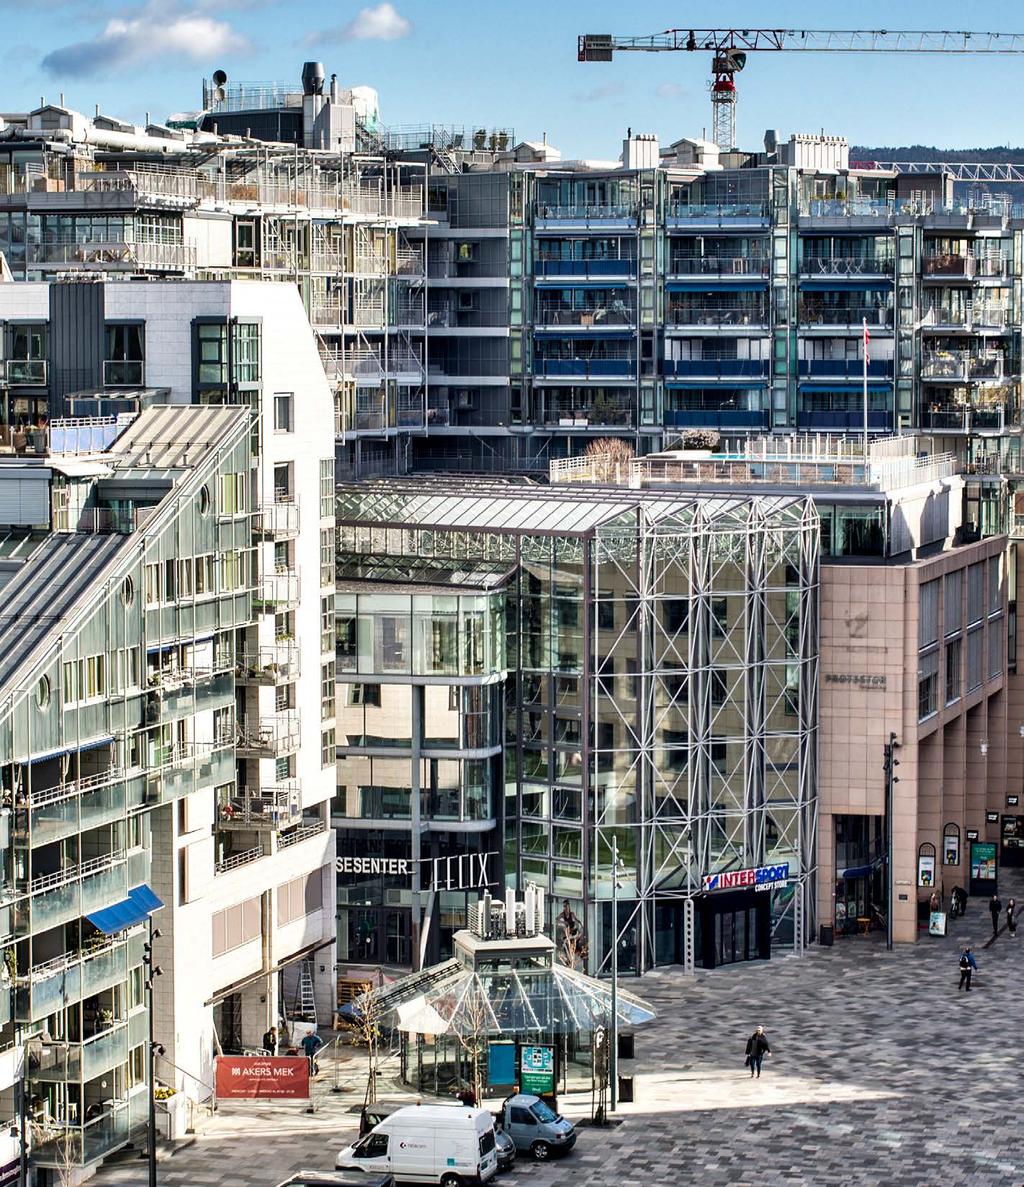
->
[863,318,870,364]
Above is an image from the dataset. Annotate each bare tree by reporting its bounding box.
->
[31,1117,77,1187]
[452,980,492,1106]
[582,437,635,483]
[352,989,384,1109]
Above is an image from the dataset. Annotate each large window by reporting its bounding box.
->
[919,580,939,649]
[274,393,294,433]
[7,323,48,384]
[917,649,938,721]
[278,871,323,926]
[212,897,261,957]
[196,322,228,386]
[944,570,963,636]
[104,323,144,386]
[945,637,962,704]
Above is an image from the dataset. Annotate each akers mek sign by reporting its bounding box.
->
[702,863,790,894]
[215,1055,310,1101]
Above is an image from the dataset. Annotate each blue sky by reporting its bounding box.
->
[3,0,1024,156]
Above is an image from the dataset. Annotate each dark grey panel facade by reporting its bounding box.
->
[49,282,105,416]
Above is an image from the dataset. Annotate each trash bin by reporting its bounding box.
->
[617,1074,634,1104]
[617,1033,635,1060]
[819,923,834,947]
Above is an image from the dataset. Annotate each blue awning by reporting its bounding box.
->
[86,884,164,934]
[666,280,767,292]
[800,382,892,394]
[533,330,636,340]
[30,736,114,764]
[799,279,892,291]
[840,861,882,880]
[533,279,632,289]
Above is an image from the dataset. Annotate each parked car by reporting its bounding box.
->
[493,1124,516,1172]
[500,1093,576,1161]
[336,1103,498,1185]
[275,1174,395,1187]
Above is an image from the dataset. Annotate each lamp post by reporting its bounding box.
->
[143,917,163,1187]
[883,732,899,952]
[609,836,625,1112]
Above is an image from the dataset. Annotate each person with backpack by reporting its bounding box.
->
[958,946,978,991]
[745,1025,772,1078]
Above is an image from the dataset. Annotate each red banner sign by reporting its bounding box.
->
[215,1055,310,1101]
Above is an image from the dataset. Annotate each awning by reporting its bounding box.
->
[533,330,635,340]
[30,735,114,764]
[840,860,883,880]
[799,383,892,394]
[664,381,767,390]
[533,279,632,289]
[86,884,163,935]
[666,280,767,292]
[799,279,892,291]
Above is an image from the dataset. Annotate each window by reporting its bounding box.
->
[597,600,615,631]
[275,754,295,782]
[196,322,228,386]
[274,393,294,433]
[35,676,50,709]
[211,896,261,957]
[989,621,1005,679]
[944,570,962,637]
[213,707,233,746]
[945,637,962,704]
[919,580,939,649]
[710,740,727,775]
[989,555,1003,615]
[712,598,727,638]
[178,557,194,599]
[321,595,334,653]
[711,670,727,706]
[321,661,336,719]
[218,472,247,517]
[220,550,243,593]
[967,628,983,691]
[967,563,984,625]
[663,599,688,635]
[195,554,215,597]
[917,649,938,720]
[350,683,381,707]
[320,458,335,519]
[356,1134,389,1160]
[232,321,261,383]
[104,323,144,386]
[275,682,296,712]
[320,527,335,588]
[7,324,48,383]
[278,871,324,925]
[63,654,106,703]
[121,575,135,606]
[322,728,335,768]
[337,614,356,670]
[144,562,162,606]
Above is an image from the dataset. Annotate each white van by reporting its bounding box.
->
[335,1104,498,1186]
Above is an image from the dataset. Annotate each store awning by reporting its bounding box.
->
[799,279,892,291]
[666,280,767,292]
[86,884,163,935]
[840,859,883,880]
[665,381,767,390]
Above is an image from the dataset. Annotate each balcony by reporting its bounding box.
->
[534,304,635,329]
[920,403,1012,433]
[217,782,302,830]
[920,303,1010,330]
[535,203,637,226]
[235,714,300,758]
[252,500,300,541]
[920,351,1007,382]
[923,254,977,279]
[236,643,300,685]
[535,258,635,279]
[800,255,893,277]
[278,818,329,849]
[29,240,195,272]
[796,410,892,431]
[664,359,770,380]
[666,202,770,227]
[5,359,46,385]
[797,360,893,380]
[668,255,769,277]
[797,303,894,328]
[255,571,300,610]
[538,398,635,428]
[102,360,144,386]
[396,246,425,276]
[534,357,636,380]
[311,298,344,327]
[666,301,769,329]
[215,843,267,875]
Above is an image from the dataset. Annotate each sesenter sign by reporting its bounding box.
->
[702,863,790,894]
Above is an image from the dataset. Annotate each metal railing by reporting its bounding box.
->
[797,305,894,326]
[218,783,301,829]
[215,845,265,875]
[30,850,126,895]
[536,204,637,220]
[667,202,769,220]
[235,643,300,684]
[667,303,769,327]
[920,303,1010,328]
[28,766,127,808]
[534,306,635,327]
[800,255,893,275]
[669,256,769,276]
[30,240,195,271]
[921,352,1007,382]
[255,571,300,608]
[277,819,328,849]
[253,500,300,539]
[235,714,301,757]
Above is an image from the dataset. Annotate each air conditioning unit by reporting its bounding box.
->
[384,889,404,906]
[456,389,474,409]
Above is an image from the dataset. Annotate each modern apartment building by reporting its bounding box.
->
[0,277,336,1175]
[334,478,819,975]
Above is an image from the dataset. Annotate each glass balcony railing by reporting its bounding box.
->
[668,255,769,276]
[536,204,637,220]
[797,303,894,327]
[217,782,302,829]
[252,500,300,541]
[235,714,300,758]
[920,352,1007,382]
[535,258,635,277]
[667,202,769,221]
[667,302,769,327]
[5,359,47,385]
[534,304,635,327]
[236,643,300,684]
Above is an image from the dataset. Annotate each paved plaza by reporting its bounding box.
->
[92,880,1023,1187]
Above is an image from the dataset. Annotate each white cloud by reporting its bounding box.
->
[576,81,625,102]
[340,3,411,41]
[656,82,685,100]
[43,9,250,77]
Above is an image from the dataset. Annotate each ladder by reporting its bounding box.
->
[294,959,317,1023]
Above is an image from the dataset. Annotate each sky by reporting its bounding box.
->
[3,0,1024,157]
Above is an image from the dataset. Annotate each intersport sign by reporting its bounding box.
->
[702,863,790,894]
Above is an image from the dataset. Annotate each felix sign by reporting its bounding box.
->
[702,862,790,894]
[336,851,497,892]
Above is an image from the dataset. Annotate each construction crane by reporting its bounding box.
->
[578,29,1024,152]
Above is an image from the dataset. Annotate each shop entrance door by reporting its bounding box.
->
[714,906,758,965]
[698,889,771,969]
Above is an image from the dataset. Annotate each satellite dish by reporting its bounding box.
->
[212,69,228,87]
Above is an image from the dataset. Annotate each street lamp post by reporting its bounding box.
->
[143,917,163,1187]
[609,836,625,1113]
[883,732,899,952]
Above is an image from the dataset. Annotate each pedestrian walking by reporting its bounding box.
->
[958,946,978,992]
[1007,898,1017,938]
[262,1026,278,1056]
[745,1025,772,1078]
[301,1030,324,1075]
[990,894,1003,937]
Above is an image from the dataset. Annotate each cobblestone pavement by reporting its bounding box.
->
[92,876,1024,1187]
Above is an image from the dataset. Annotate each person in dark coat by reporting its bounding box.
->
[990,894,1003,937]
[745,1025,772,1078]
[262,1026,277,1055]
[1007,898,1017,938]
[958,946,978,991]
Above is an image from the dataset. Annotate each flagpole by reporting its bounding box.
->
[862,316,869,464]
